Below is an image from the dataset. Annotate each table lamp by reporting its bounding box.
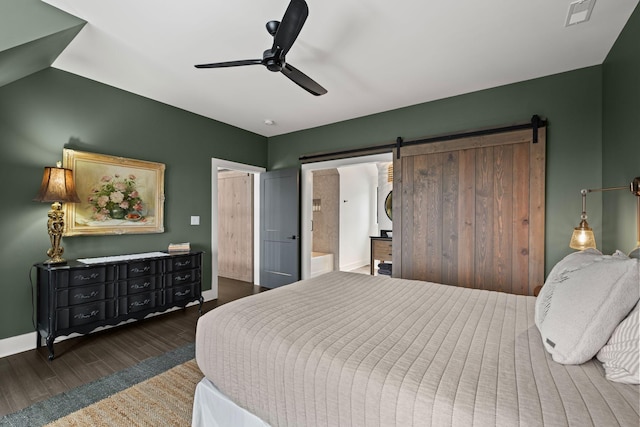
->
[34,162,81,264]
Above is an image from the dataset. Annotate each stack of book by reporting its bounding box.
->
[168,242,191,253]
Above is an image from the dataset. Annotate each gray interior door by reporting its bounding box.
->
[260,168,300,288]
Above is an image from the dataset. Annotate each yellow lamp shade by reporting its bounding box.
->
[34,166,80,203]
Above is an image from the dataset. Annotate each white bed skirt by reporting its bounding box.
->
[192,377,271,427]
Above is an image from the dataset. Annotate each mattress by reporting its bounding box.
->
[195,271,639,426]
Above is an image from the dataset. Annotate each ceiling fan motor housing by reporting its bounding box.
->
[263,49,284,72]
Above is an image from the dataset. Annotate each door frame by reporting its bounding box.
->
[211,158,266,296]
[300,153,392,280]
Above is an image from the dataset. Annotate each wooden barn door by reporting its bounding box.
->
[392,128,545,295]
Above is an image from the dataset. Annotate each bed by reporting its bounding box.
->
[193,270,639,427]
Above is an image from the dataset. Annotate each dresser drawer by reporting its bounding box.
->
[165,254,201,272]
[165,284,198,305]
[57,301,116,330]
[372,240,393,261]
[165,269,200,287]
[58,283,115,307]
[118,291,162,314]
[117,259,162,279]
[118,276,160,295]
[53,266,115,288]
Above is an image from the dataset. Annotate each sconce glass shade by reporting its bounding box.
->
[33,166,81,203]
[569,219,597,250]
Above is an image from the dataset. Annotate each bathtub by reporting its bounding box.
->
[311,252,334,278]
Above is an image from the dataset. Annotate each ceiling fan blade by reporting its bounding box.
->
[194,59,262,69]
[282,63,327,96]
[272,0,308,56]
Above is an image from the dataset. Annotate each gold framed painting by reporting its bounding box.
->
[63,149,165,236]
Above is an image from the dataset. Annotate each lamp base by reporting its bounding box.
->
[43,256,67,265]
[44,202,67,265]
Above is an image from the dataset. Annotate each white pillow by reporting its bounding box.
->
[597,302,640,384]
[535,249,640,365]
[535,248,606,327]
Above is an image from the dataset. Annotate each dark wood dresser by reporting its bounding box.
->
[35,251,203,360]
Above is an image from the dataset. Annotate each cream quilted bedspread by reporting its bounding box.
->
[196,272,639,426]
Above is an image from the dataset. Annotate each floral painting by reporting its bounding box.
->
[63,149,165,235]
[89,174,144,221]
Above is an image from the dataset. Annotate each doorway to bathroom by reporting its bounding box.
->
[301,152,393,280]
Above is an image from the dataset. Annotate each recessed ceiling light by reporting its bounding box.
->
[264,119,276,126]
[565,0,596,27]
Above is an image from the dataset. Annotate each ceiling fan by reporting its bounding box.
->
[195,0,327,96]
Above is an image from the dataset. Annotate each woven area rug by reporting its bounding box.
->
[1,343,201,427]
[47,359,202,426]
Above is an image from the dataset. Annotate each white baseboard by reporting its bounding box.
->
[0,331,37,359]
[201,289,216,302]
[0,289,218,359]
[341,259,369,272]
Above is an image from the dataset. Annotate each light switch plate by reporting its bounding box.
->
[190,216,200,226]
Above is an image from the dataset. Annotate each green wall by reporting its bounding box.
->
[602,4,640,254]
[0,68,267,340]
[269,67,604,277]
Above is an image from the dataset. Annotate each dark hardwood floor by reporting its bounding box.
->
[0,277,261,417]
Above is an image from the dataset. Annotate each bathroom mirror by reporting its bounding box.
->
[384,191,392,221]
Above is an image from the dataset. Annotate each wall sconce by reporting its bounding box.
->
[569,176,640,252]
[569,188,596,250]
[33,162,81,264]
[312,199,321,212]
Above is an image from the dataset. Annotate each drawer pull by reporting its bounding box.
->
[74,310,99,320]
[131,266,151,274]
[130,299,151,308]
[175,289,190,297]
[176,260,191,267]
[74,273,100,282]
[175,274,191,282]
[131,282,151,290]
[74,291,99,300]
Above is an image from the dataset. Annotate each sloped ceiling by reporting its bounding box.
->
[4,0,639,137]
[0,0,84,87]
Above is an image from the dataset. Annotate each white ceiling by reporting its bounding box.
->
[43,0,638,137]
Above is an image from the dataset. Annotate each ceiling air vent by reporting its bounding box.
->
[565,0,596,27]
